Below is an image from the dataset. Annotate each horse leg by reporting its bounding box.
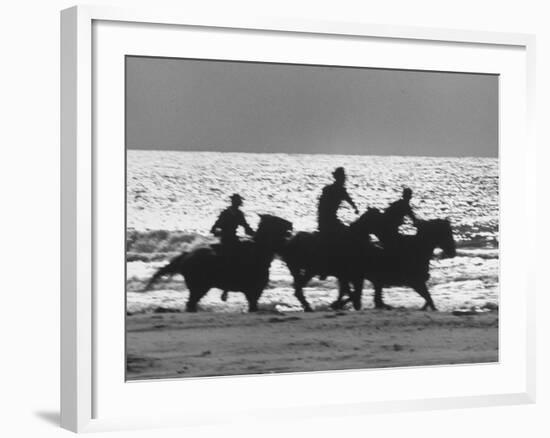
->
[374,283,392,310]
[186,286,208,312]
[351,277,364,311]
[414,283,437,311]
[243,286,264,312]
[331,279,351,310]
[247,294,259,312]
[221,290,229,301]
[293,271,313,312]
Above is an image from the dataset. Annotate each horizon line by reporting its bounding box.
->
[126,147,498,160]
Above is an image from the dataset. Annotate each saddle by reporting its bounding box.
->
[212,240,255,270]
[314,229,355,279]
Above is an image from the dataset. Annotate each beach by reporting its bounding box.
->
[127,151,499,315]
[126,150,499,380]
[126,308,498,380]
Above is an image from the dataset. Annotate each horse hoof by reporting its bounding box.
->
[375,303,393,310]
[304,306,314,313]
[421,304,437,311]
[330,301,342,310]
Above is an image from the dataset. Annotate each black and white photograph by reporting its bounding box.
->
[125,56,499,380]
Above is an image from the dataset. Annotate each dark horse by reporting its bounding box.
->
[334,209,457,311]
[280,211,376,312]
[145,214,293,312]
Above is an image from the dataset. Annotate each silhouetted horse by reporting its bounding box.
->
[334,210,456,311]
[280,210,377,311]
[145,214,293,312]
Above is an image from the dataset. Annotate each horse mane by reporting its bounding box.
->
[416,217,452,234]
[257,213,292,228]
[349,207,383,234]
[254,214,293,244]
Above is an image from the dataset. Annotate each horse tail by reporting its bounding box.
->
[143,252,188,291]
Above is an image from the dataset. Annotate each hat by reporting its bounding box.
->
[230,193,243,202]
[332,167,345,178]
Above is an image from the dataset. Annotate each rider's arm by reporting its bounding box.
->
[406,203,417,222]
[343,188,359,213]
[239,212,255,236]
[244,222,255,236]
[210,213,223,235]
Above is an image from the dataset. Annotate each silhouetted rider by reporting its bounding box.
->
[210,193,254,246]
[316,167,358,280]
[317,167,359,235]
[211,194,254,302]
[381,187,417,243]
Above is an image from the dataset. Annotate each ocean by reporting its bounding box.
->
[126,150,498,313]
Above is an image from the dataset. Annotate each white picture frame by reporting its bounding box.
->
[60,5,536,433]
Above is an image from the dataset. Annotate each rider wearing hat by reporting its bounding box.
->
[382,187,417,243]
[210,193,255,246]
[317,167,359,235]
[316,167,359,280]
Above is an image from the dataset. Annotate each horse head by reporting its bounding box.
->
[416,218,456,258]
[255,214,293,250]
[351,207,385,237]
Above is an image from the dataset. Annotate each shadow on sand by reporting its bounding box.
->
[34,411,59,427]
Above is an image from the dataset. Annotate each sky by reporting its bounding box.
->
[126,56,498,158]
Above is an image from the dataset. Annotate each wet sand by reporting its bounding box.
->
[126,308,498,380]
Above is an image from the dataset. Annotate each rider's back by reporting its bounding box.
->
[318,184,347,217]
